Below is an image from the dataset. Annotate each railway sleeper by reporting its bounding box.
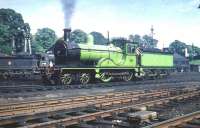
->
[0,90,199,127]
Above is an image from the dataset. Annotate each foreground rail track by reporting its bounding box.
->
[0,87,199,128]
[0,89,169,118]
[0,90,146,116]
[149,111,200,128]
[22,91,199,128]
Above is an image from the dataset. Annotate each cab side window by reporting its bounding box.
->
[127,44,135,54]
[131,47,135,53]
[127,45,131,53]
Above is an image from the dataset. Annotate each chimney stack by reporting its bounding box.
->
[63,28,71,42]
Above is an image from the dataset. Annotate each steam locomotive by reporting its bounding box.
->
[42,28,174,85]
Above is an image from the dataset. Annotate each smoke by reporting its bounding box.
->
[60,0,76,28]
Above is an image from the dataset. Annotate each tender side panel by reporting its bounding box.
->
[0,57,38,70]
[141,52,173,68]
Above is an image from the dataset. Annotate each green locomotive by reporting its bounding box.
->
[44,29,173,85]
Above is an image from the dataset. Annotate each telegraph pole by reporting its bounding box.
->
[150,25,155,48]
[151,25,154,40]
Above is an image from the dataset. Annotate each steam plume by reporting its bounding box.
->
[60,0,76,28]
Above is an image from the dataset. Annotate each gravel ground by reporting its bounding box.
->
[0,72,200,104]
[157,96,200,120]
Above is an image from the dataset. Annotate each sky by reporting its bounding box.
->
[0,0,200,48]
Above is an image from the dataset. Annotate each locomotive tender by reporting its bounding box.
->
[43,28,174,85]
[0,54,50,79]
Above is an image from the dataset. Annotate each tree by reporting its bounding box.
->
[111,38,128,51]
[129,34,141,44]
[129,34,144,47]
[169,40,200,58]
[129,34,158,48]
[188,44,200,58]
[0,9,30,54]
[169,40,186,56]
[0,24,12,54]
[71,29,87,44]
[142,35,158,48]
[90,32,107,45]
[32,28,57,53]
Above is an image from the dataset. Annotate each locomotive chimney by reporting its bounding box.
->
[63,28,71,42]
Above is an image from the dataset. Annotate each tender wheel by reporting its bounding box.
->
[61,73,73,85]
[100,72,112,82]
[79,73,90,85]
[123,72,133,82]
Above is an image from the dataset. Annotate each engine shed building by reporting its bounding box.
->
[173,53,189,72]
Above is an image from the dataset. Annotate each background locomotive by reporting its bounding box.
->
[43,28,174,85]
[0,53,50,79]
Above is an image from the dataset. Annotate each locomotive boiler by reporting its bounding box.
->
[54,29,129,66]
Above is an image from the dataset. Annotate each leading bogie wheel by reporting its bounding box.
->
[61,73,73,85]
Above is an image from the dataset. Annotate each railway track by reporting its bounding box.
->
[0,89,169,118]
[0,90,147,117]
[19,89,200,128]
[148,111,200,128]
[0,76,199,95]
[0,84,66,94]
[0,87,199,128]
[0,73,200,97]
[0,72,199,96]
